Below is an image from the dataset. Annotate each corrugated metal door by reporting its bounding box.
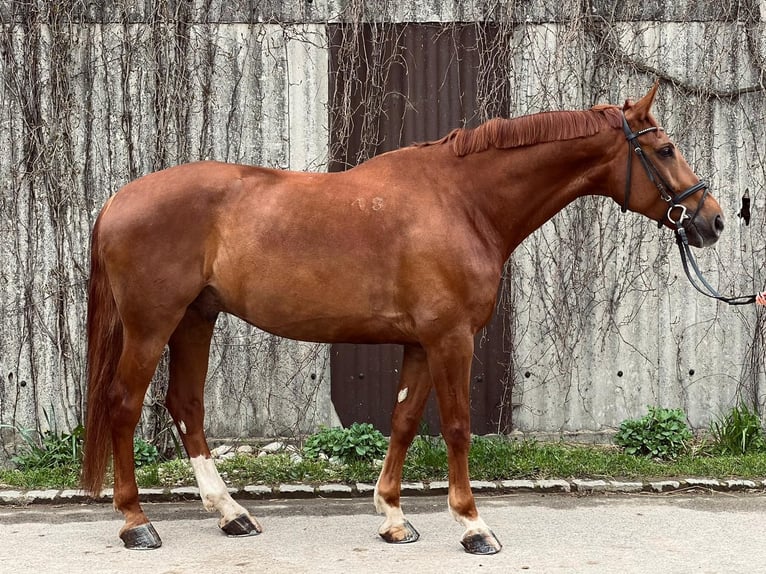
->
[328,23,514,435]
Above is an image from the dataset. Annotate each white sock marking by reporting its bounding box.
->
[189,455,252,526]
[448,498,492,536]
[374,481,408,535]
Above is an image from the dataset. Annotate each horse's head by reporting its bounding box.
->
[617,83,724,248]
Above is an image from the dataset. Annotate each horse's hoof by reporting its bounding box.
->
[461,529,502,555]
[221,514,262,537]
[379,519,420,544]
[120,522,162,550]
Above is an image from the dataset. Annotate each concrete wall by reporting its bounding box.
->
[1,1,765,451]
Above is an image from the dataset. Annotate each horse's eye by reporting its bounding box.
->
[659,146,674,158]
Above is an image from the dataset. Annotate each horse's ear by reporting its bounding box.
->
[625,81,660,120]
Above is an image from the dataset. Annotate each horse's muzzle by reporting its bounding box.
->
[687,213,724,248]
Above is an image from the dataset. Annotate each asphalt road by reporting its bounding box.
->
[2,491,766,573]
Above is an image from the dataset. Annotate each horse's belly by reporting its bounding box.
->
[213,267,412,344]
[238,302,412,344]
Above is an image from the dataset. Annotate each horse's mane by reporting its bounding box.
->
[418,105,624,157]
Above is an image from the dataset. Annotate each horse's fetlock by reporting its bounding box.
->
[449,494,479,522]
[201,494,220,511]
[374,486,395,514]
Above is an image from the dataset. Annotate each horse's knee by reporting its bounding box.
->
[441,421,471,450]
[390,411,421,443]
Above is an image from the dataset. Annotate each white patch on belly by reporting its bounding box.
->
[397,387,408,403]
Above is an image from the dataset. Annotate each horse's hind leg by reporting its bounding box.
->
[375,344,432,544]
[111,332,169,549]
[166,305,261,537]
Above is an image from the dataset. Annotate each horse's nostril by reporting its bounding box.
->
[714,214,725,234]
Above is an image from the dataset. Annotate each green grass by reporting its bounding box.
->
[6,435,766,491]
[709,405,766,455]
[0,465,81,489]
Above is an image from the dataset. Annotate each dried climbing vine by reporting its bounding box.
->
[0,1,764,457]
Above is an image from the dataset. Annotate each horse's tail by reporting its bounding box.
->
[81,211,122,497]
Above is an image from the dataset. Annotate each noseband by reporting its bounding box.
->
[621,113,755,306]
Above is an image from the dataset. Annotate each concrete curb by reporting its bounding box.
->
[1,477,764,506]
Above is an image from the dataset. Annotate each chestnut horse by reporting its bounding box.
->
[82,83,724,554]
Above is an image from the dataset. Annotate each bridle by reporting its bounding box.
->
[621,113,756,306]
[621,114,708,227]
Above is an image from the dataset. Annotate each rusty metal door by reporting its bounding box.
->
[328,23,514,435]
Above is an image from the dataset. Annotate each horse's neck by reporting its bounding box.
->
[457,137,618,260]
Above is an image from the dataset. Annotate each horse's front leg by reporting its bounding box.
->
[427,331,503,555]
[374,344,433,543]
